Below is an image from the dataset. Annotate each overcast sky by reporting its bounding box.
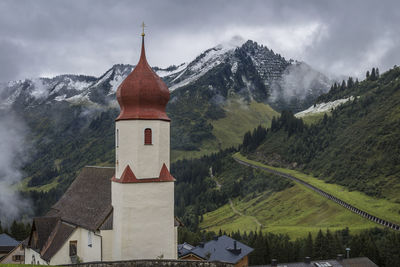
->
[0,0,399,82]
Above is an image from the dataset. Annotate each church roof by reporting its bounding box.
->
[116,35,170,121]
[47,166,115,231]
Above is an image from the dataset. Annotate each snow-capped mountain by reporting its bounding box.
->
[0,39,330,112]
[0,39,334,193]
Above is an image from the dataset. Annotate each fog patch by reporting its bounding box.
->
[270,62,331,102]
[0,112,31,224]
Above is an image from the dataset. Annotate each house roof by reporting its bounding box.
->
[29,217,59,251]
[0,233,19,247]
[47,166,115,231]
[261,257,378,267]
[28,217,76,262]
[27,166,114,261]
[180,235,254,264]
[40,220,76,261]
[341,257,378,267]
[178,242,195,258]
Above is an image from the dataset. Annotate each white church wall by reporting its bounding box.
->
[112,181,175,260]
[50,227,101,265]
[115,120,170,179]
[25,248,48,265]
[100,230,113,261]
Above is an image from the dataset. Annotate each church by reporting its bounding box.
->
[24,31,178,265]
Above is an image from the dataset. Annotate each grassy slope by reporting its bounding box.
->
[299,112,328,125]
[171,100,279,161]
[234,153,400,225]
[201,184,376,240]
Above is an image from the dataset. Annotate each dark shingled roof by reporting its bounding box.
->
[40,220,76,261]
[47,166,115,231]
[341,257,378,267]
[182,235,253,264]
[261,257,378,267]
[26,166,114,261]
[29,217,60,252]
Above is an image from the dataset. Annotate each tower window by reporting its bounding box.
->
[144,128,152,145]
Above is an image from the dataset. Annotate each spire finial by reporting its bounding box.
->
[141,22,146,37]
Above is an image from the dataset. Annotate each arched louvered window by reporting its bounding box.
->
[144,128,152,145]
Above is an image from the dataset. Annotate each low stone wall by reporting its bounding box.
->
[62,259,234,267]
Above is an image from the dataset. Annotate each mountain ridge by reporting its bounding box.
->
[0,39,332,206]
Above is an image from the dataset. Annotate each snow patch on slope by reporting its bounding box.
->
[169,37,245,91]
[295,96,354,117]
[156,63,187,78]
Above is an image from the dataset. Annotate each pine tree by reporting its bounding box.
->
[341,80,346,90]
[371,68,376,81]
[366,70,370,79]
[347,77,354,88]
[314,230,325,259]
[10,220,28,241]
[325,229,336,258]
[305,232,313,258]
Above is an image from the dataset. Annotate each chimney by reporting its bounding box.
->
[304,256,311,264]
[199,242,205,248]
[271,259,278,267]
[337,254,343,261]
[234,241,237,250]
[213,236,218,241]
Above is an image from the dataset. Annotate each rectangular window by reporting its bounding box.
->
[69,240,77,256]
[144,128,152,145]
[88,231,92,247]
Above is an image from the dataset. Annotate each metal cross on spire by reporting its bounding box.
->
[141,22,146,37]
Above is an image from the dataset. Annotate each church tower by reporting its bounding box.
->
[111,29,176,260]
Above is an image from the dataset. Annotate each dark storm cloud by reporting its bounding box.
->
[0,0,399,82]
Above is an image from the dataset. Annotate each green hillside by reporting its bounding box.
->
[172,100,278,161]
[242,66,400,200]
[201,184,376,240]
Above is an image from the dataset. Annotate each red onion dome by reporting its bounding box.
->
[116,36,170,121]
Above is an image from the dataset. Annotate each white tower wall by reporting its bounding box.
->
[115,120,170,179]
[111,181,175,259]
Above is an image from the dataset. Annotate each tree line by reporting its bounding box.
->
[0,220,31,241]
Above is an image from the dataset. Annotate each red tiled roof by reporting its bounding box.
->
[112,164,175,183]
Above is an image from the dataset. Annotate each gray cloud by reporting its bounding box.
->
[0,0,399,82]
